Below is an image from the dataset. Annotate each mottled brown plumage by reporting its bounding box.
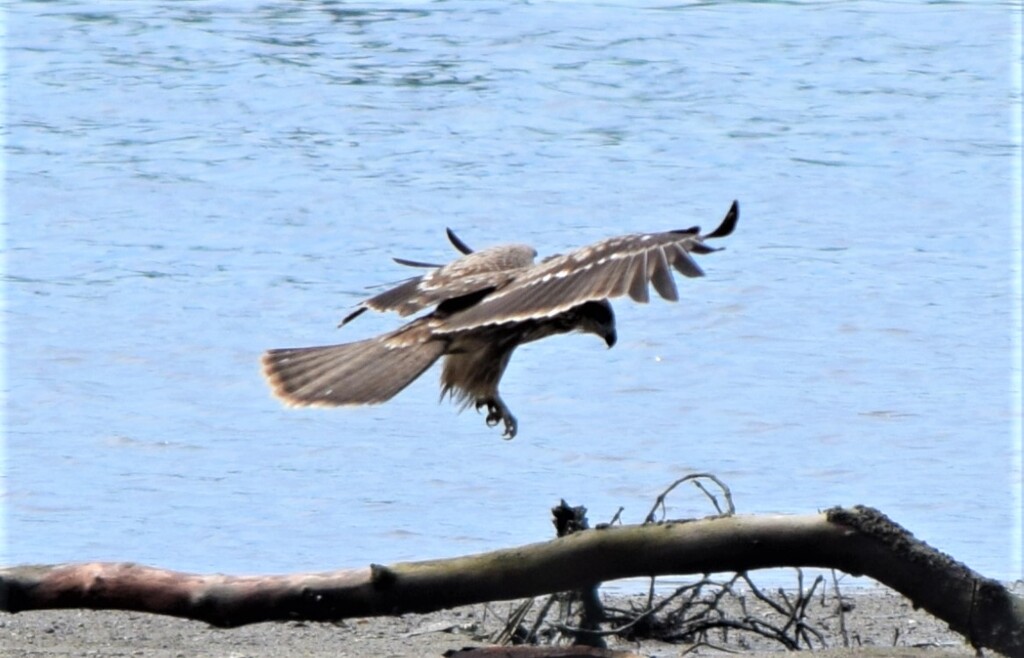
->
[262,200,738,439]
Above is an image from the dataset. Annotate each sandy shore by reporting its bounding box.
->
[0,585,985,658]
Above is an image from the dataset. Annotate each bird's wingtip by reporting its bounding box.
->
[705,200,739,239]
[446,227,474,255]
[338,306,368,327]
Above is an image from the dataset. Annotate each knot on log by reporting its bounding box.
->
[370,564,397,589]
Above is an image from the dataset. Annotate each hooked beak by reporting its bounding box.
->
[604,329,617,348]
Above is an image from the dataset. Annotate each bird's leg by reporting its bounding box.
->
[476,395,518,440]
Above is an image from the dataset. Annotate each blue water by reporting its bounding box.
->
[3,2,1021,590]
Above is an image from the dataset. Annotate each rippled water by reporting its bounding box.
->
[3,2,1021,588]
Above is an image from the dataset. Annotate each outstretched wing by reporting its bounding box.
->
[340,241,538,326]
[437,200,738,332]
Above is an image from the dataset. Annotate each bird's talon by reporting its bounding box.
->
[501,414,518,440]
[485,402,503,427]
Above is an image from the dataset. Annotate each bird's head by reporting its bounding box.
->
[577,300,617,348]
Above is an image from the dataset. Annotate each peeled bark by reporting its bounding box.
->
[1,506,1020,656]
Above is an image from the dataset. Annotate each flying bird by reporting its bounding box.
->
[262,200,739,439]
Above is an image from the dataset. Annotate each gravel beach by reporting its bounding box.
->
[0,587,983,657]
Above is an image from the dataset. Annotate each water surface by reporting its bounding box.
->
[3,2,1021,587]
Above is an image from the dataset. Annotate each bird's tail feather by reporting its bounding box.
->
[262,337,445,407]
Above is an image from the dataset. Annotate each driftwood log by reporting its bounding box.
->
[1,506,1021,656]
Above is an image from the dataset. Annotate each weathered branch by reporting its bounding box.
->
[1,506,1021,656]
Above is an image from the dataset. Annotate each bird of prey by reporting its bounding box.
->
[262,200,738,439]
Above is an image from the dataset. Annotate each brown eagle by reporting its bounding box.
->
[262,200,738,439]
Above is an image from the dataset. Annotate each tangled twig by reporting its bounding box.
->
[643,472,736,523]
[495,474,835,652]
